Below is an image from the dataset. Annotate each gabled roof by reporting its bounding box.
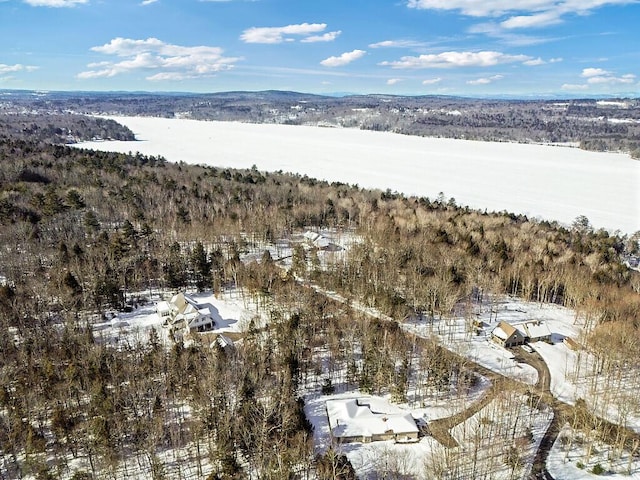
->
[521,321,551,339]
[492,321,522,341]
[156,301,171,315]
[326,398,418,439]
[159,292,212,328]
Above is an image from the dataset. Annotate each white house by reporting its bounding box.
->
[326,397,419,444]
[156,292,214,332]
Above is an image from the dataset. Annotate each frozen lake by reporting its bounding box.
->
[76,116,640,234]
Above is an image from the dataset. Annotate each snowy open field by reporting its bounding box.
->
[75,116,640,233]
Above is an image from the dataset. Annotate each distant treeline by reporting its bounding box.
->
[0,113,135,144]
[2,90,639,157]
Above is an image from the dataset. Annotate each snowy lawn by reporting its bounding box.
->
[75,117,640,234]
[91,289,263,347]
[547,425,640,479]
[534,340,640,434]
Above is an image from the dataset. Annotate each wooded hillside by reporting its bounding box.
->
[0,134,638,478]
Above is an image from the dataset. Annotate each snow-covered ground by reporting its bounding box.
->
[547,425,640,479]
[534,339,640,434]
[402,297,578,385]
[305,391,465,480]
[75,117,640,234]
[305,386,553,480]
[92,290,262,347]
[447,391,554,480]
[404,297,640,432]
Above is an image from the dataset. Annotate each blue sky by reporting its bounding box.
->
[1,0,639,97]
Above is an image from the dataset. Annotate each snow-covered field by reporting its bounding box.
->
[75,116,640,233]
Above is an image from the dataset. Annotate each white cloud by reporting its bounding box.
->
[380,51,531,69]
[467,74,504,85]
[500,11,562,29]
[141,0,158,5]
[523,57,545,66]
[387,78,402,85]
[406,0,635,19]
[407,0,551,17]
[23,0,87,6]
[422,77,442,85]
[468,22,559,46]
[581,67,636,85]
[369,39,428,49]
[320,50,366,67]
[587,73,635,85]
[240,23,330,44]
[0,63,38,74]
[301,31,341,43]
[407,0,637,41]
[78,37,241,81]
[581,67,610,78]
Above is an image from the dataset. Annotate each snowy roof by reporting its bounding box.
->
[492,325,509,341]
[492,321,522,340]
[304,231,320,241]
[521,321,551,340]
[215,334,234,350]
[303,230,330,248]
[314,237,330,248]
[326,398,418,439]
[156,301,171,314]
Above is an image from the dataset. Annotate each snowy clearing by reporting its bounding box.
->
[92,290,262,347]
[305,391,462,480]
[401,297,579,385]
[547,424,640,479]
[75,116,640,234]
[534,340,640,434]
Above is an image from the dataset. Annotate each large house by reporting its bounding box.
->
[326,398,419,444]
[156,292,214,332]
[490,320,552,348]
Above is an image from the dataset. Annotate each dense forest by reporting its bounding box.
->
[0,114,134,145]
[0,121,639,478]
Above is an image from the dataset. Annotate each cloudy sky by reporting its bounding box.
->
[1,0,639,96]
